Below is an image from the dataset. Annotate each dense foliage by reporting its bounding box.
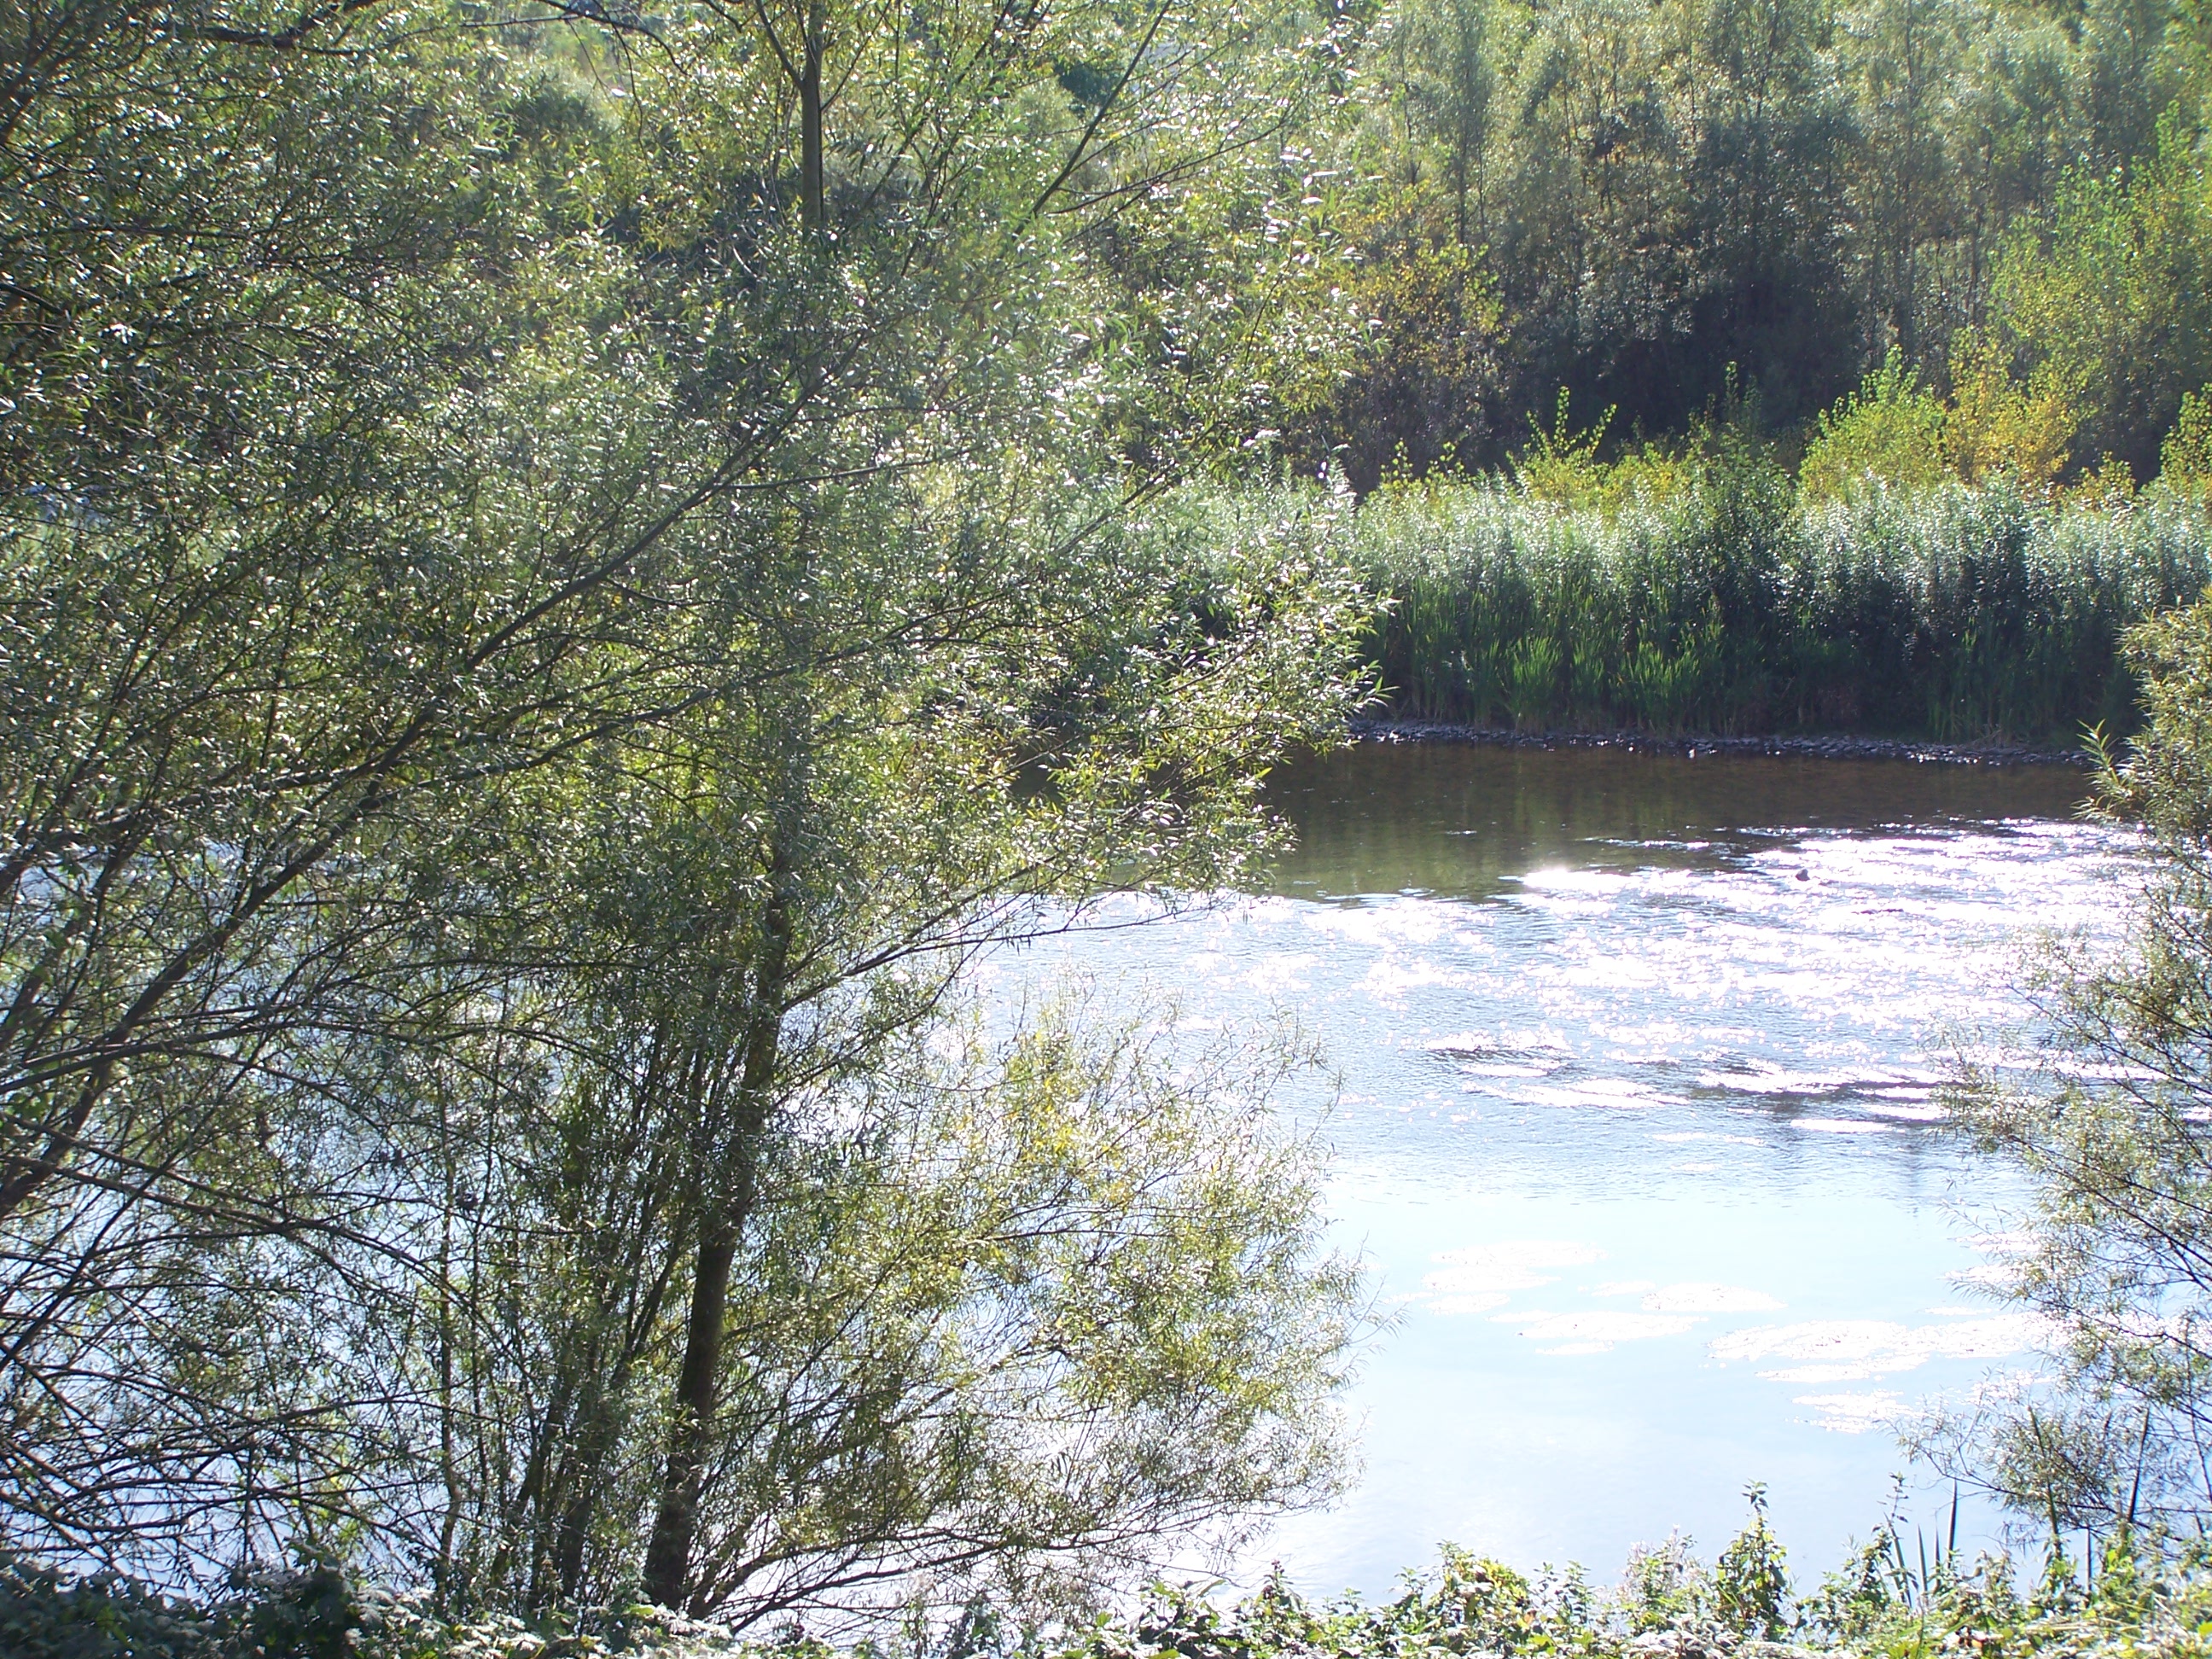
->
[1278,0,2212,491]
[11,0,2212,1621]
[1936,591,2212,1533]
[0,0,1376,1628]
[1266,0,2212,737]
[20,1502,2212,1659]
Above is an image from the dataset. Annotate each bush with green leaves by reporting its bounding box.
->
[0,1549,367,1659]
[31,1494,2212,1659]
[1799,358,1953,503]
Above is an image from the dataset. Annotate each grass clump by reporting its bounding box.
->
[1327,472,2212,744]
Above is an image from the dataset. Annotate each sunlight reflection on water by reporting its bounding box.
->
[993,744,2135,1594]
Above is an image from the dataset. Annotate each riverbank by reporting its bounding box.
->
[1348,717,2096,766]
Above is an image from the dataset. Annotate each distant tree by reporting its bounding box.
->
[1284,0,2208,479]
[2159,387,2212,492]
[1982,118,2212,477]
[1942,331,2082,488]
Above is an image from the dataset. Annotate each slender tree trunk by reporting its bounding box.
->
[549,1369,614,1600]
[639,1220,738,1607]
[640,896,792,1611]
[800,20,825,232]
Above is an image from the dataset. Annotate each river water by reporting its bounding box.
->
[995,742,2133,1595]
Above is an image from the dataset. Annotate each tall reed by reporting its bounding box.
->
[1313,472,2212,743]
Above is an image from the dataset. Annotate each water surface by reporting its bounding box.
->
[1008,744,2128,1592]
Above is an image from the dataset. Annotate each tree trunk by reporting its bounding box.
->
[800,21,825,232]
[639,1220,738,1607]
[639,897,792,1611]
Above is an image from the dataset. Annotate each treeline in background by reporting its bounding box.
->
[1277,0,2212,492]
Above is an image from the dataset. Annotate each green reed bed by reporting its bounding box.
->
[1333,474,2212,744]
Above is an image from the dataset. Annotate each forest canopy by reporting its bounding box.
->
[1274,0,2212,492]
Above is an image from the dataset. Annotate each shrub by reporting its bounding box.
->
[1800,354,1952,501]
[1944,335,2082,492]
[2158,388,2212,495]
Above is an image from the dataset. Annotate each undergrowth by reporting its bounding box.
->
[22,1495,2212,1659]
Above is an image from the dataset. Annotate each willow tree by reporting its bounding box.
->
[0,5,741,1563]
[0,0,1371,1618]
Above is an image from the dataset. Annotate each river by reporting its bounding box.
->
[989,741,2134,1597]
